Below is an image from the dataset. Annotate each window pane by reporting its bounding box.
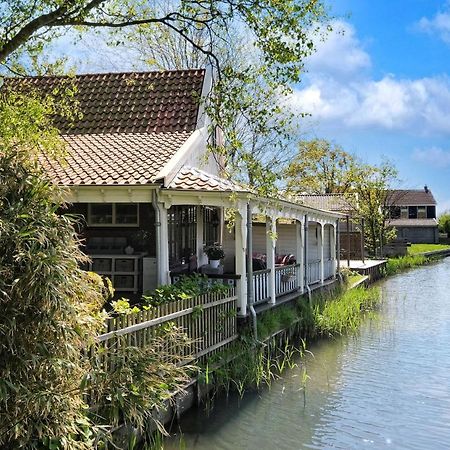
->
[418,206,426,219]
[90,204,113,224]
[427,206,436,219]
[409,206,417,219]
[400,207,408,219]
[116,204,138,224]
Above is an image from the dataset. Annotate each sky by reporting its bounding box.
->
[44,1,450,212]
[292,0,450,213]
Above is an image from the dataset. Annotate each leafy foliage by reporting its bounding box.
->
[384,254,429,276]
[286,139,356,194]
[142,274,230,307]
[438,212,450,237]
[0,91,107,448]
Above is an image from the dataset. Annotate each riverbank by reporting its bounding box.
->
[167,257,450,450]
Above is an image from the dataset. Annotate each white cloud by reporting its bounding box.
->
[416,5,450,44]
[412,146,450,168]
[291,20,450,136]
[307,20,371,78]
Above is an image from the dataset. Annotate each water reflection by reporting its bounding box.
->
[167,258,450,449]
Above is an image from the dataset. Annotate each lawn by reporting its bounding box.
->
[408,243,450,255]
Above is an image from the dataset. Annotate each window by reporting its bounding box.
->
[400,207,408,219]
[427,206,436,219]
[168,205,197,267]
[418,206,426,219]
[409,206,418,219]
[390,206,401,219]
[203,207,220,247]
[88,203,139,226]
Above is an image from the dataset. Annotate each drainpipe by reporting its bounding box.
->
[152,190,162,286]
[246,202,257,340]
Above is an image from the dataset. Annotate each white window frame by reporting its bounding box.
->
[88,203,139,227]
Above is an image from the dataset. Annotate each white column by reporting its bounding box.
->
[196,206,205,266]
[235,209,248,316]
[296,220,304,292]
[319,223,324,284]
[332,223,337,277]
[266,217,277,304]
[159,205,170,285]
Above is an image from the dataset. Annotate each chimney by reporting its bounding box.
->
[424,185,429,193]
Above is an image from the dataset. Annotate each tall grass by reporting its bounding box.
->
[312,287,381,337]
[385,254,428,276]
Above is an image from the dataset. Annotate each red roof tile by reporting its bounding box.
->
[168,167,243,192]
[5,69,205,134]
[40,132,192,185]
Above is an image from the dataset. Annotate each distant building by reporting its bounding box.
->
[297,194,363,260]
[387,186,438,244]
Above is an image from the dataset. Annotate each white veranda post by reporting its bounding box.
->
[319,223,324,284]
[266,217,277,304]
[295,220,304,292]
[235,209,248,317]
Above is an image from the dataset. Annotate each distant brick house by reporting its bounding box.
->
[387,187,438,244]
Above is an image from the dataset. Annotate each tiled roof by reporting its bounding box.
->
[388,189,436,206]
[5,69,205,134]
[388,218,438,228]
[40,132,192,185]
[168,167,243,192]
[297,194,354,213]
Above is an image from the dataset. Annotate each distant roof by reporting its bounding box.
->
[388,218,438,228]
[168,167,243,192]
[6,70,206,186]
[5,69,205,134]
[297,194,354,213]
[388,189,436,206]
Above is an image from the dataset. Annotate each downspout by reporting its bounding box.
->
[247,202,257,340]
[152,189,162,286]
[304,215,311,302]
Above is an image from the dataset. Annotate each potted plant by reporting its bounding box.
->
[204,243,225,268]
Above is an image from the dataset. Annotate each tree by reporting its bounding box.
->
[285,139,356,194]
[0,89,108,448]
[0,0,330,196]
[347,161,400,257]
[439,212,450,238]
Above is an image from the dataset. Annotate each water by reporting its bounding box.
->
[167,258,450,449]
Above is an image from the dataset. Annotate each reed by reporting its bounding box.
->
[385,254,429,276]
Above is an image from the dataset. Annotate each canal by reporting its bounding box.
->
[167,258,450,449]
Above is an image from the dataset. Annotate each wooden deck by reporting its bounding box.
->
[340,259,387,283]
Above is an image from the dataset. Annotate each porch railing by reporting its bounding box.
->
[275,263,301,297]
[98,289,238,362]
[252,269,271,305]
[324,258,336,280]
[307,260,321,285]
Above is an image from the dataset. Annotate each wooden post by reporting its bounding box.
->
[319,223,324,284]
[266,217,276,304]
[235,209,248,317]
[346,215,351,267]
[336,219,341,278]
[360,217,365,264]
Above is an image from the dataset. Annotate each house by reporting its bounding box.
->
[297,194,364,260]
[387,187,438,244]
[7,68,342,317]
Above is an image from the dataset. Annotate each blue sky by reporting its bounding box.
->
[292,0,450,212]
[48,1,450,212]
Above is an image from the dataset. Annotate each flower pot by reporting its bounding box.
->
[210,259,220,269]
[124,245,134,255]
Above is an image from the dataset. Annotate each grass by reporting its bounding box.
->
[312,287,381,337]
[408,243,450,255]
[347,274,366,288]
[385,254,429,276]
